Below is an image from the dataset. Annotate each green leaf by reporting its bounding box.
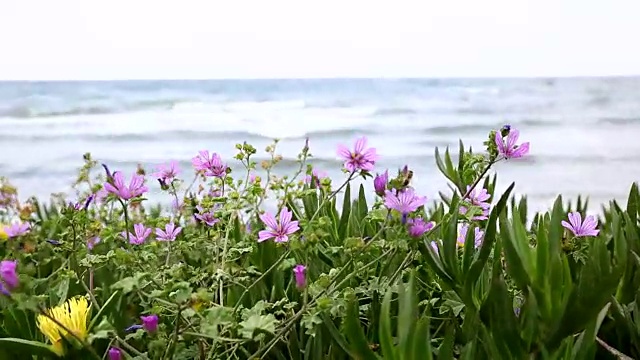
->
[571,303,611,360]
[320,313,355,358]
[412,316,433,360]
[0,338,58,357]
[398,273,418,360]
[88,290,120,331]
[500,210,531,290]
[379,288,397,360]
[480,272,524,358]
[464,182,515,304]
[344,297,380,360]
[238,314,278,339]
[338,183,352,240]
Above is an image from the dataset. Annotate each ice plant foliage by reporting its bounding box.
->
[337,136,378,172]
[495,128,530,159]
[258,208,300,243]
[37,296,91,356]
[562,211,600,237]
[104,171,148,200]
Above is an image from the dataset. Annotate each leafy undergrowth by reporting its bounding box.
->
[0,127,639,360]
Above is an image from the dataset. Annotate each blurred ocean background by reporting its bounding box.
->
[1,77,639,215]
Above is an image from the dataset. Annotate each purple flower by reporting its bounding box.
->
[121,223,152,245]
[495,128,530,159]
[172,198,184,212]
[374,170,389,196]
[0,260,18,293]
[125,324,143,332]
[141,314,159,333]
[108,347,122,360]
[249,172,258,183]
[407,217,434,238]
[293,264,307,289]
[87,236,101,250]
[430,241,440,255]
[460,186,491,220]
[258,208,300,243]
[457,224,484,248]
[3,222,30,238]
[192,151,227,178]
[104,171,148,201]
[336,136,378,172]
[384,188,427,216]
[94,188,109,204]
[153,160,180,182]
[304,169,328,187]
[155,222,182,242]
[561,212,599,237]
[194,205,219,227]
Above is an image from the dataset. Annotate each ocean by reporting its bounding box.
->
[1,77,639,216]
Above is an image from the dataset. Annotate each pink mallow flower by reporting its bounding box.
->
[155,222,182,242]
[141,314,159,333]
[561,212,599,237]
[293,264,307,289]
[374,170,389,196]
[384,188,427,218]
[108,347,122,360]
[153,160,180,182]
[0,260,18,295]
[495,128,530,159]
[104,171,148,200]
[87,236,101,250]
[194,205,219,227]
[258,208,300,243]
[192,151,227,178]
[4,222,30,238]
[457,224,485,248]
[337,136,378,172]
[304,169,328,187]
[407,217,434,238]
[121,223,152,245]
[460,186,491,220]
[430,241,440,255]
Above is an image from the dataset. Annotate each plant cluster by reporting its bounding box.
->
[1,126,639,360]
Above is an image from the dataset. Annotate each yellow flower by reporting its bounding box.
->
[0,226,7,241]
[37,296,91,356]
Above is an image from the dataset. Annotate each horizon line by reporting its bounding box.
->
[1,74,639,82]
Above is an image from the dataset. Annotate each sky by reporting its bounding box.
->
[0,0,638,80]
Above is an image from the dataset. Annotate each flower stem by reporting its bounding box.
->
[119,199,130,244]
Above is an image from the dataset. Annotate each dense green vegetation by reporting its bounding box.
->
[0,126,638,360]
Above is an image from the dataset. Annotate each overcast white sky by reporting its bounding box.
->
[0,0,638,80]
